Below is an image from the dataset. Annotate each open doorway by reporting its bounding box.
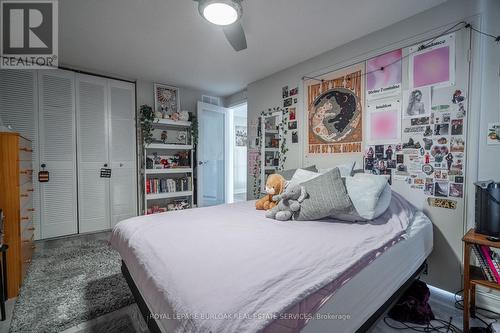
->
[196,101,247,206]
[232,103,247,202]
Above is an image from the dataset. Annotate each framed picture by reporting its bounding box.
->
[154,83,180,116]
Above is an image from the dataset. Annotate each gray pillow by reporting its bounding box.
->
[277,165,318,181]
[295,168,353,221]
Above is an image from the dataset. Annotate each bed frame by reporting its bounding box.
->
[122,260,427,333]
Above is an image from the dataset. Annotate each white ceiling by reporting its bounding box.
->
[59,0,446,96]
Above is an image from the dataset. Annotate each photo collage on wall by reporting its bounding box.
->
[364,33,466,204]
[282,85,299,143]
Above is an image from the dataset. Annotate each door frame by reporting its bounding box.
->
[196,101,232,206]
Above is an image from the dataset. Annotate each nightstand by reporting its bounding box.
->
[462,228,500,333]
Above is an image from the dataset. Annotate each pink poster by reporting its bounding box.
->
[367,99,401,144]
[366,49,402,100]
[409,33,455,88]
[413,47,450,87]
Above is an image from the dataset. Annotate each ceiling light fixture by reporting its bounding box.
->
[198,0,242,26]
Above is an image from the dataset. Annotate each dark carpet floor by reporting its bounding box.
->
[9,233,136,333]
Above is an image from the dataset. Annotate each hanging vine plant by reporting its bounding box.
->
[139,104,155,145]
[190,114,199,147]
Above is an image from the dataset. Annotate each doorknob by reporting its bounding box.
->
[198,161,208,166]
[103,163,108,167]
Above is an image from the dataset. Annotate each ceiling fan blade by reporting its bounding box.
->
[222,22,247,51]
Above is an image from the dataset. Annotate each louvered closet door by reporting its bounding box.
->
[108,80,137,227]
[38,70,78,238]
[76,74,110,233]
[0,70,41,240]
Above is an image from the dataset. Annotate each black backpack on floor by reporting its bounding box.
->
[388,279,435,325]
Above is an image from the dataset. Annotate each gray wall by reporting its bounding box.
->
[136,80,219,113]
[224,89,247,108]
[246,0,500,293]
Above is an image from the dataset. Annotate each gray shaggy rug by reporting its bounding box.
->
[9,237,135,333]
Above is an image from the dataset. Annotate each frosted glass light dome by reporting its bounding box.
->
[199,0,242,26]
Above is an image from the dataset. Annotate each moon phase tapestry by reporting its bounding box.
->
[306,63,364,155]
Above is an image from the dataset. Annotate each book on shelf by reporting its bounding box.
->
[472,244,496,282]
[146,177,192,195]
[480,245,500,283]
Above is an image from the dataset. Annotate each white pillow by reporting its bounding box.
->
[318,161,356,178]
[288,168,320,187]
[345,173,391,220]
[330,173,390,221]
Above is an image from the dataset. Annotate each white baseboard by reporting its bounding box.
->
[475,287,500,313]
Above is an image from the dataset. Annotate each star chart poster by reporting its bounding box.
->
[305,63,364,155]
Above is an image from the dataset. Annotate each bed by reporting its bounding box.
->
[111,192,433,333]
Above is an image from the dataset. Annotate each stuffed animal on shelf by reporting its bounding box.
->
[265,184,307,221]
[255,173,285,210]
[179,110,190,121]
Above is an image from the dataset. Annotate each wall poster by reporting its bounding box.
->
[366,99,401,144]
[305,63,364,155]
[366,49,402,101]
[409,33,455,89]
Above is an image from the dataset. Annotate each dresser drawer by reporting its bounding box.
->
[21,224,34,243]
[19,165,33,186]
[18,147,33,162]
[21,239,34,280]
[20,209,34,229]
[18,137,32,151]
[19,183,34,210]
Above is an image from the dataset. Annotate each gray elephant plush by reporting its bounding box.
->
[265,184,308,221]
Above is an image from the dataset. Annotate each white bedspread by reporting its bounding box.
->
[111,193,417,333]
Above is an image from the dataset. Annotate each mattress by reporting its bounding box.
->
[301,211,433,333]
[111,193,431,333]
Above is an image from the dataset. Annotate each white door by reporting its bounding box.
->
[76,74,110,233]
[0,70,41,239]
[197,102,229,207]
[109,80,137,226]
[38,70,78,238]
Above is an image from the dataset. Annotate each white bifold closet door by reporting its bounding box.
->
[38,70,78,238]
[76,75,137,232]
[108,80,137,226]
[76,74,110,233]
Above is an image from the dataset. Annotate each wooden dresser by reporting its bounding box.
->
[0,132,35,298]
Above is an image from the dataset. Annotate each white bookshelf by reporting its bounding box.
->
[145,191,193,200]
[145,168,193,175]
[260,112,282,192]
[146,143,193,150]
[144,118,194,214]
[153,118,192,128]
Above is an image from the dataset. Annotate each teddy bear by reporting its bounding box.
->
[255,173,285,210]
[265,184,307,221]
